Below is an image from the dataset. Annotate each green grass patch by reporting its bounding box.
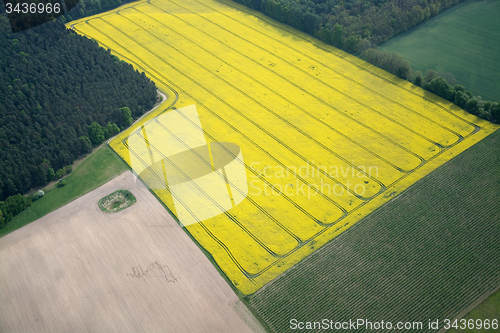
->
[448,289,500,333]
[379,0,500,101]
[0,145,129,238]
[98,189,136,213]
[249,129,500,333]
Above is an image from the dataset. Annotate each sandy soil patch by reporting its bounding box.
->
[0,171,266,333]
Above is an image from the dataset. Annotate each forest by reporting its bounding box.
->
[0,16,157,212]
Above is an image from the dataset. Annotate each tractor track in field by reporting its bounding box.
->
[178,0,469,145]
[92,14,383,201]
[216,0,483,131]
[132,4,425,175]
[149,0,448,158]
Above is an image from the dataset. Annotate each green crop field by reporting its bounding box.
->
[248,129,500,333]
[380,0,500,102]
[0,145,129,238]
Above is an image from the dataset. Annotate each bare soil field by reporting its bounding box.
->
[0,171,266,333]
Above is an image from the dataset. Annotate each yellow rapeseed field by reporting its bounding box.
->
[69,0,499,294]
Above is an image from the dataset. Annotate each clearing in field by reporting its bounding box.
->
[380,0,500,101]
[70,0,498,294]
[0,172,265,333]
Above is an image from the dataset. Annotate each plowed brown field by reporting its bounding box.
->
[0,171,265,333]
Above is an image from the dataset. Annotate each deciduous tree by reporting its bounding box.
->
[88,122,105,146]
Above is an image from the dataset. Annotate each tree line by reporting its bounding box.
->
[361,49,500,123]
[0,194,32,228]
[0,16,157,211]
[233,0,466,53]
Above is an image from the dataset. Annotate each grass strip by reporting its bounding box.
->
[0,145,129,238]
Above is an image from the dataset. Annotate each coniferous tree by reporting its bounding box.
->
[0,17,157,200]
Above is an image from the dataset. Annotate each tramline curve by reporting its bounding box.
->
[129,5,426,174]
[103,12,388,200]
[123,139,261,283]
[162,0,465,147]
[86,16,380,206]
[79,18,353,225]
[151,117,304,244]
[211,0,484,131]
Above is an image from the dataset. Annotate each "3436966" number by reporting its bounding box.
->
[444,318,498,330]
[5,1,61,14]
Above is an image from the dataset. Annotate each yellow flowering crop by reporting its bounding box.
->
[69,0,499,294]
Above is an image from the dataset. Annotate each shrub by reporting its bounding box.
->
[55,169,65,180]
[47,168,55,181]
[79,136,92,153]
[88,122,105,146]
[32,189,45,201]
